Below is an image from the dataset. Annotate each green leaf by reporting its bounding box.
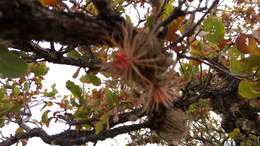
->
[95,120,104,134]
[0,44,28,78]
[43,84,58,97]
[66,80,82,97]
[15,128,24,134]
[202,16,225,43]
[95,113,110,134]
[23,82,30,91]
[74,106,90,118]
[66,50,82,59]
[0,88,6,99]
[13,87,20,97]
[229,47,248,74]
[0,102,21,116]
[229,47,245,58]
[104,90,119,105]
[0,120,4,127]
[70,98,79,107]
[229,128,242,139]
[78,95,85,105]
[80,74,101,86]
[116,5,125,12]
[82,124,91,129]
[230,55,260,75]
[246,55,260,68]
[230,57,249,75]
[145,15,155,30]
[163,3,174,19]
[239,81,260,98]
[30,62,49,76]
[179,63,199,80]
[190,41,204,57]
[41,110,50,124]
[9,103,21,113]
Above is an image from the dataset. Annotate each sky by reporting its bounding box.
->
[1,63,133,146]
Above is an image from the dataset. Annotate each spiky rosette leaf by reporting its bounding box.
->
[142,84,179,112]
[140,71,185,112]
[151,87,175,108]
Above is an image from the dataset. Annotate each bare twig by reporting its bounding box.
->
[165,0,220,49]
[12,41,101,70]
[179,54,260,80]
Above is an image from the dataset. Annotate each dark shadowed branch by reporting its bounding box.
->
[12,41,101,70]
[0,121,150,146]
[0,0,120,47]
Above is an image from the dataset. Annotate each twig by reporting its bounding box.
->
[153,0,185,33]
[154,0,169,23]
[165,0,220,49]
[179,54,260,81]
[12,41,101,70]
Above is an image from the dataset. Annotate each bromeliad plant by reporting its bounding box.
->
[104,24,181,112]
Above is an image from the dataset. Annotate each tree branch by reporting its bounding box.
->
[12,41,101,69]
[67,108,144,128]
[153,0,185,32]
[0,0,121,47]
[166,0,220,49]
[0,121,150,145]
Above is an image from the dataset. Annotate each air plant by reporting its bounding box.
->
[103,23,184,112]
[105,24,172,87]
[150,86,177,110]
[143,72,183,112]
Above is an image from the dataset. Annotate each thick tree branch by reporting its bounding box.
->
[0,0,121,47]
[92,0,117,18]
[174,74,260,137]
[0,121,150,146]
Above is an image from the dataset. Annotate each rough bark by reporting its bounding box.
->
[0,0,121,47]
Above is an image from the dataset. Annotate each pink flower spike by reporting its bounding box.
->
[112,51,130,70]
[151,87,173,108]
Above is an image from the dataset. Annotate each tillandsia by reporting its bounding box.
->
[103,23,183,111]
[105,23,173,87]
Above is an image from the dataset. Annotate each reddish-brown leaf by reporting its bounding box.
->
[73,67,81,78]
[171,46,184,52]
[236,33,250,54]
[217,39,230,48]
[189,60,201,66]
[165,32,179,42]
